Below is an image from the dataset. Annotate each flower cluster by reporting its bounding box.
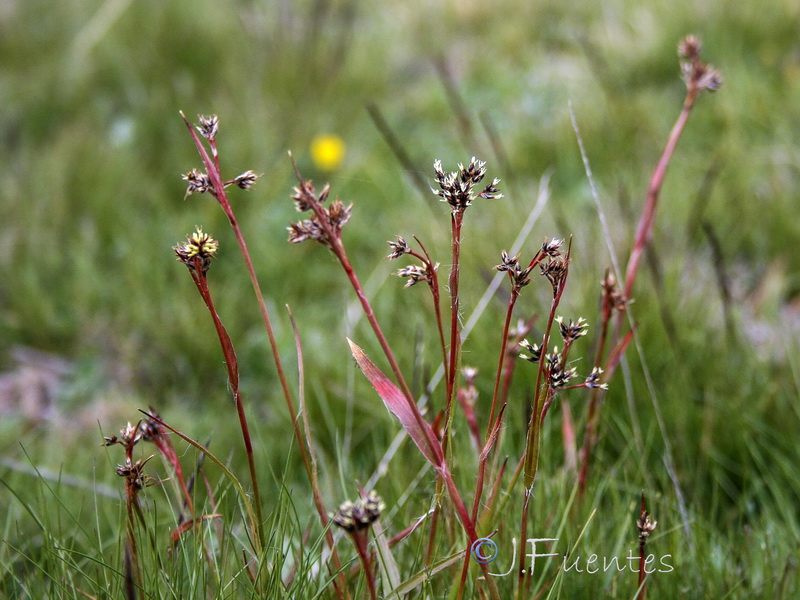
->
[431,157,502,211]
[104,422,156,493]
[115,456,154,492]
[583,367,607,390]
[195,114,219,140]
[519,316,607,390]
[386,236,410,260]
[555,316,589,343]
[396,263,437,288]
[182,168,261,198]
[545,347,578,389]
[637,510,658,543]
[601,269,628,314]
[679,35,723,93]
[287,179,352,249]
[495,251,532,289]
[173,227,219,274]
[103,421,142,450]
[541,257,568,292]
[331,491,385,533]
[542,237,564,257]
[519,339,543,363]
[231,170,260,190]
[182,168,212,196]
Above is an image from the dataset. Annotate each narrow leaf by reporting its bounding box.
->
[388,550,464,597]
[348,339,443,467]
[373,520,403,598]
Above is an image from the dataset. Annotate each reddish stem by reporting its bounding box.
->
[624,86,698,300]
[188,265,264,542]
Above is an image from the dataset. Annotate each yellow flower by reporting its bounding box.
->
[310,134,345,172]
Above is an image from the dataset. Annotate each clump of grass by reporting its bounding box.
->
[95,34,722,599]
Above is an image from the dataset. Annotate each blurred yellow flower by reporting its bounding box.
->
[310,134,346,172]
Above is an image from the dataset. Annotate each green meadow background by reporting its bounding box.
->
[1,0,799,597]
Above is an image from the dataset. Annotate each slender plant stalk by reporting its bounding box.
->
[140,410,262,556]
[516,244,571,596]
[180,116,348,598]
[577,270,617,496]
[411,236,450,389]
[577,37,721,493]
[623,88,699,301]
[286,307,350,597]
[456,283,521,597]
[635,493,657,600]
[444,209,465,437]
[354,533,378,600]
[344,230,502,599]
[186,265,264,544]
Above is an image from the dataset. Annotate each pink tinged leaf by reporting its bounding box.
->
[347,339,444,468]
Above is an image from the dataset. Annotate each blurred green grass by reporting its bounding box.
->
[1,0,799,597]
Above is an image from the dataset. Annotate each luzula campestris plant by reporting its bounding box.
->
[102,35,718,598]
[176,116,348,597]
[289,158,505,599]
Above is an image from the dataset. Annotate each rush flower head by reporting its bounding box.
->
[386,236,410,260]
[545,347,577,388]
[331,491,385,533]
[174,227,219,274]
[519,338,543,363]
[231,170,260,190]
[196,114,219,140]
[182,168,212,197]
[103,421,142,449]
[431,157,502,211]
[601,269,628,313]
[678,35,723,93]
[555,316,589,342]
[542,237,564,257]
[396,263,436,288]
[637,511,658,543]
[495,251,533,289]
[541,257,568,292]
[584,367,608,390]
[678,35,701,59]
[287,177,351,249]
[115,456,155,492]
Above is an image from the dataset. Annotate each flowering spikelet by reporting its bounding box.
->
[495,251,532,289]
[678,35,723,92]
[584,367,608,390]
[182,169,212,197]
[195,114,219,140]
[542,238,564,257]
[519,339,543,363]
[555,316,589,342]
[386,236,410,260]
[174,227,219,274]
[231,170,260,190]
[541,257,568,292]
[287,179,352,249]
[431,157,502,211]
[396,264,436,288]
[637,510,658,543]
[331,491,385,533]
